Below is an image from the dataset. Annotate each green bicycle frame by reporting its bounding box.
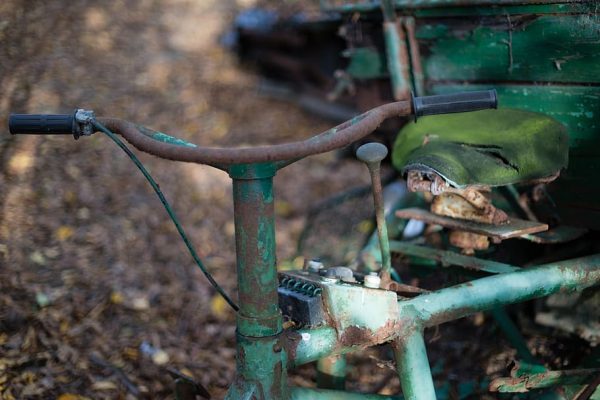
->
[219,160,600,400]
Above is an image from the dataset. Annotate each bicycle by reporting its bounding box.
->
[9,90,600,399]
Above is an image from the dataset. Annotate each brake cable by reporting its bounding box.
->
[92,119,239,312]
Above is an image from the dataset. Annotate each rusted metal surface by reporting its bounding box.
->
[338,319,402,347]
[381,280,428,297]
[402,17,424,97]
[406,170,448,195]
[522,225,588,244]
[395,207,548,239]
[356,143,392,275]
[320,278,401,348]
[98,101,411,165]
[230,165,282,337]
[408,172,508,224]
[448,231,489,254]
[489,367,600,393]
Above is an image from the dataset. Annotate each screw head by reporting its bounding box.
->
[356,142,388,164]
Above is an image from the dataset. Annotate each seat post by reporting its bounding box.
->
[226,162,288,400]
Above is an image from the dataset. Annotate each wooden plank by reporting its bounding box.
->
[417,15,600,83]
[395,208,548,239]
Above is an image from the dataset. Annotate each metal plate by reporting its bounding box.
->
[395,207,548,239]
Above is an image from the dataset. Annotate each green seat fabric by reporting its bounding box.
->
[392,108,569,188]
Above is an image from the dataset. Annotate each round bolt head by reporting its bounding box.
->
[356,142,388,164]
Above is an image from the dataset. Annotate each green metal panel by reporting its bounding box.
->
[417,15,600,84]
[321,280,399,345]
[346,47,388,79]
[411,3,588,17]
[322,1,593,13]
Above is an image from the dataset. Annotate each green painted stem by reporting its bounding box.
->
[227,163,286,400]
[400,254,600,327]
[230,164,282,337]
[369,163,392,276]
[393,330,436,400]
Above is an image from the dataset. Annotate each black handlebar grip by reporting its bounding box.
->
[412,90,497,120]
[9,113,76,135]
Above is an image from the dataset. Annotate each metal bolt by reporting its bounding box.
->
[321,276,339,284]
[364,272,381,289]
[356,143,392,276]
[308,260,324,273]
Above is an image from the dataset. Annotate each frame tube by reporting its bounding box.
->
[400,254,600,327]
[291,387,400,399]
[393,330,436,400]
[290,255,600,367]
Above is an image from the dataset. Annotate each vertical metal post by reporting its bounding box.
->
[381,0,412,100]
[317,355,347,390]
[393,327,436,400]
[226,163,287,400]
[356,143,392,277]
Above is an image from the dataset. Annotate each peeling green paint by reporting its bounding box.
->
[392,108,569,188]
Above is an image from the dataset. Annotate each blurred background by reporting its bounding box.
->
[0,1,379,398]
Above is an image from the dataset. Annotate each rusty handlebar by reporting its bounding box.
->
[9,90,497,166]
[98,101,411,165]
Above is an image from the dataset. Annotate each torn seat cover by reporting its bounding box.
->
[392,108,569,188]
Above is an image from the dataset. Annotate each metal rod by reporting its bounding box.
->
[356,143,392,277]
[400,254,600,327]
[226,163,287,400]
[230,164,282,336]
[381,0,412,100]
[289,327,341,367]
[392,329,436,400]
[291,387,400,399]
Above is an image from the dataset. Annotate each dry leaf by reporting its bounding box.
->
[91,380,118,390]
[29,251,46,265]
[55,226,74,241]
[151,350,169,366]
[210,294,231,320]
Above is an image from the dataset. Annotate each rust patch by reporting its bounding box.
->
[280,330,302,366]
[339,319,401,347]
[270,361,283,399]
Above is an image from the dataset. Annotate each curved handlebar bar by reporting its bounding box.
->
[98,101,410,165]
[10,90,497,166]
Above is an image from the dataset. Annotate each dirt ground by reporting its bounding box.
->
[0,1,590,399]
[0,1,376,398]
